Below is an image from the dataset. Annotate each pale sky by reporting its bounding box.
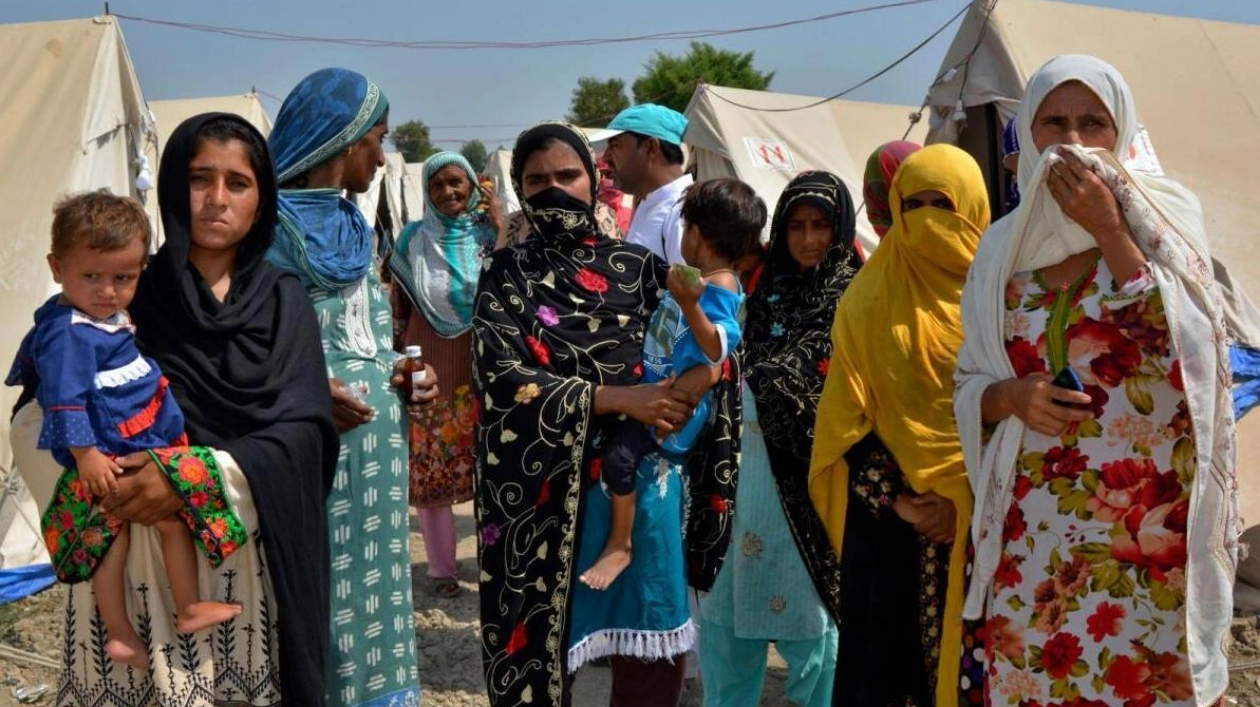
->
[4,0,1258,149]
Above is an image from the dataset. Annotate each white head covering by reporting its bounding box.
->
[1011,55,1143,271]
[955,54,1238,704]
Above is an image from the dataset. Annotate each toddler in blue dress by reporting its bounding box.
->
[6,192,241,669]
[580,179,765,590]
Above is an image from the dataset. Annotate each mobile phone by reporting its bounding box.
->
[1050,366,1084,408]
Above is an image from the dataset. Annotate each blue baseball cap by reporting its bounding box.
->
[607,104,688,146]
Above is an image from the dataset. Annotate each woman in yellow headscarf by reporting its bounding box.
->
[810,143,989,707]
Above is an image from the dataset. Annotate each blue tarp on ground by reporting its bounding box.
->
[1233,345,1260,421]
[0,563,54,605]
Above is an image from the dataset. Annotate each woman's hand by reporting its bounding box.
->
[602,379,698,433]
[330,378,374,433]
[986,374,1094,436]
[101,452,183,525]
[907,492,956,544]
[481,183,506,240]
[892,493,929,526]
[1046,150,1128,244]
[390,361,440,405]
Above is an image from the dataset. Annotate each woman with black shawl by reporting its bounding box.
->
[11,113,337,706]
[694,171,861,707]
[472,122,741,707]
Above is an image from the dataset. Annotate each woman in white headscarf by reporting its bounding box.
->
[955,55,1237,706]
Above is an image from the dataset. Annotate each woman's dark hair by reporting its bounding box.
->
[681,178,767,262]
[631,132,685,166]
[195,116,270,185]
[518,136,569,168]
[512,131,598,203]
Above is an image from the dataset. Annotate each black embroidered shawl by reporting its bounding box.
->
[743,170,863,621]
[473,123,739,707]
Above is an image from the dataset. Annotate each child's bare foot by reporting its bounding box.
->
[579,547,632,591]
[175,601,242,633]
[105,634,150,670]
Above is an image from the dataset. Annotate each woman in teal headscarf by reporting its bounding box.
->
[389,151,502,599]
[268,67,429,707]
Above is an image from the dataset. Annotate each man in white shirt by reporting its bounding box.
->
[603,104,693,265]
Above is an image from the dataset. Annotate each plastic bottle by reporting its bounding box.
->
[403,345,426,395]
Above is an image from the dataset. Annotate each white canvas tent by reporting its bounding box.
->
[683,84,926,255]
[484,148,520,215]
[353,151,407,252]
[146,93,272,243]
[399,161,426,223]
[0,16,152,601]
[925,0,1260,304]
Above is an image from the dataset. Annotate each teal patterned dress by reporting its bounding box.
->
[310,269,420,707]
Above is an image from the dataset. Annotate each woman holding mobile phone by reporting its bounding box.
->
[955,56,1237,706]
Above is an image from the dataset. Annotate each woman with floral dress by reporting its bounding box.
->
[956,55,1237,707]
[389,151,503,598]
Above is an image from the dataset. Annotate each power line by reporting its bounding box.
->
[111,0,947,52]
[256,85,682,138]
[706,2,969,114]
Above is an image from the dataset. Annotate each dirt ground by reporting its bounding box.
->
[0,503,1253,706]
[0,503,794,706]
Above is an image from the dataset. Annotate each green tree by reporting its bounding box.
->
[632,42,774,114]
[391,119,438,163]
[460,139,489,172]
[565,77,631,127]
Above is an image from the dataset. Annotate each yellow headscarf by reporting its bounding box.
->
[809,143,989,707]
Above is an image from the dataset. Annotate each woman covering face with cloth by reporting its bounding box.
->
[956,55,1237,707]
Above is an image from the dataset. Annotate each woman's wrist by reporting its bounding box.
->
[593,385,624,416]
[1090,221,1133,248]
[981,378,1015,425]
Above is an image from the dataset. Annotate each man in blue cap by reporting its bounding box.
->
[603,104,692,264]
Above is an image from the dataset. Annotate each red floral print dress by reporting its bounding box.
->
[988,258,1195,707]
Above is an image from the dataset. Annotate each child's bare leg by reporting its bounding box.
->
[92,524,149,669]
[580,492,635,591]
[155,517,241,633]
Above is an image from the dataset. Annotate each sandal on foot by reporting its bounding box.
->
[429,578,461,598]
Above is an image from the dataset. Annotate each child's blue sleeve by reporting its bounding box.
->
[694,287,745,366]
[31,321,99,452]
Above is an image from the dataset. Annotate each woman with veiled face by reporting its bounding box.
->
[471,122,742,707]
[956,55,1237,707]
[811,144,990,707]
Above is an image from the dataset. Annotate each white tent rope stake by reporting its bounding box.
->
[0,643,60,670]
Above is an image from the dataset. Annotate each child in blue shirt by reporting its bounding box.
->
[580,178,767,590]
[6,192,241,669]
